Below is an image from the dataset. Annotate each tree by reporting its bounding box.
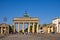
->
[42,24,47,27]
[24,25,32,32]
[9,25,16,33]
[24,24,40,32]
[9,25,13,33]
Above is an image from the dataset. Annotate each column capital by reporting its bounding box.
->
[13,22,16,24]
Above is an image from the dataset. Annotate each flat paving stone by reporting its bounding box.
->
[0,33,60,40]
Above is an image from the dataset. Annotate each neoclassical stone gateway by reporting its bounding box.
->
[0,24,9,34]
[13,17,39,33]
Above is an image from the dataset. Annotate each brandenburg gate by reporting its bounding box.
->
[13,16,39,33]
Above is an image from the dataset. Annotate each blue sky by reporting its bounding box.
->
[0,0,60,25]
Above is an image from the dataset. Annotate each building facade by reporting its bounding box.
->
[0,24,9,34]
[52,18,60,33]
[40,24,56,33]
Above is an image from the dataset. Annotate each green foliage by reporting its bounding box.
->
[9,25,16,33]
[24,24,38,32]
[30,26,32,32]
[9,25,13,33]
[42,24,47,27]
[20,30,22,32]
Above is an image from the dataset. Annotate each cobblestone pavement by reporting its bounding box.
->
[0,33,60,40]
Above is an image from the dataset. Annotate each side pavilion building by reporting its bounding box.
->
[0,23,9,34]
[52,18,60,33]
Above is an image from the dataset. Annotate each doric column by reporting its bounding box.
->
[13,23,16,33]
[57,25,58,33]
[18,23,20,33]
[22,22,24,33]
[32,23,35,33]
[48,27,50,33]
[36,23,39,33]
[1,27,3,34]
[28,22,30,33]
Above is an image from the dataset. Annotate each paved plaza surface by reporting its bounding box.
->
[0,33,60,40]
